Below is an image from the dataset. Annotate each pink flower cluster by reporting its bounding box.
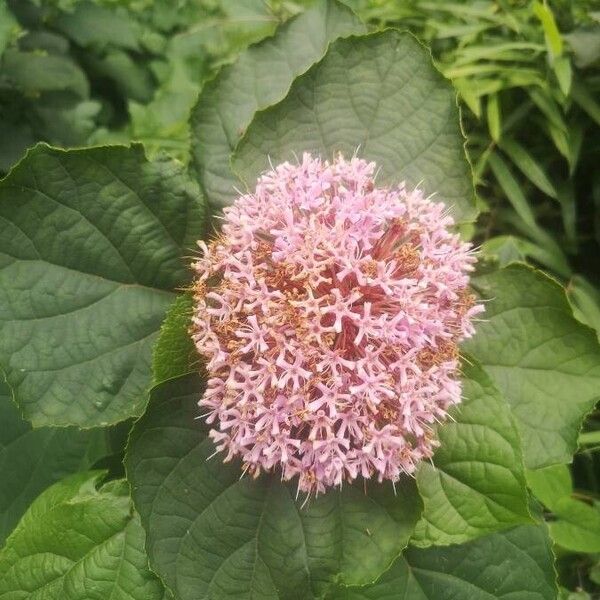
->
[191,153,482,494]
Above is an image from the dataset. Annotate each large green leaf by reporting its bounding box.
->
[465,264,600,469]
[413,360,531,547]
[126,374,422,600]
[0,472,165,599]
[0,144,206,427]
[329,524,557,600]
[0,380,109,546]
[190,0,365,209]
[232,30,477,223]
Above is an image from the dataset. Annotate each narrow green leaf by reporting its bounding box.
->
[126,374,423,600]
[453,42,544,64]
[233,30,477,223]
[543,119,572,163]
[579,430,600,446]
[0,144,206,427]
[464,264,600,469]
[534,1,563,59]
[445,64,542,83]
[528,88,567,132]
[487,94,501,142]
[557,180,577,249]
[571,79,600,127]
[487,151,537,228]
[487,152,569,275]
[498,137,558,199]
[0,472,165,599]
[413,360,532,547]
[454,80,481,117]
[553,56,572,96]
[190,0,366,209]
[417,2,514,24]
[329,525,557,600]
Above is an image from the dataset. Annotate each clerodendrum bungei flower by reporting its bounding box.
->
[191,153,483,495]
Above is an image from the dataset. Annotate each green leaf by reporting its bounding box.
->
[571,79,600,128]
[553,56,572,96]
[464,264,600,469]
[87,50,154,103]
[328,525,557,600]
[482,235,569,277]
[54,2,142,51]
[498,137,558,199]
[152,292,198,384]
[0,144,206,428]
[528,88,567,133]
[487,151,537,229]
[526,464,572,508]
[534,1,563,59]
[0,0,19,55]
[0,472,165,598]
[233,30,477,223]
[0,379,109,545]
[549,497,600,553]
[526,464,600,553]
[126,374,423,600]
[413,360,531,547]
[486,94,501,142]
[1,48,89,98]
[579,430,600,447]
[190,0,365,209]
[487,153,570,277]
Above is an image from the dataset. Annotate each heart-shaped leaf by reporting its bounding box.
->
[190,0,365,209]
[464,264,600,469]
[126,374,423,600]
[0,472,165,599]
[0,144,206,427]
[232,30,477,223]
[413,360,532,547]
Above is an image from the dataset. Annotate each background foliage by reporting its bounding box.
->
[1,0,600,598]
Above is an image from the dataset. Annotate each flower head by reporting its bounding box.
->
[192,153,483,494]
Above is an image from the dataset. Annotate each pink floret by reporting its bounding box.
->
[191,153,483,494]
